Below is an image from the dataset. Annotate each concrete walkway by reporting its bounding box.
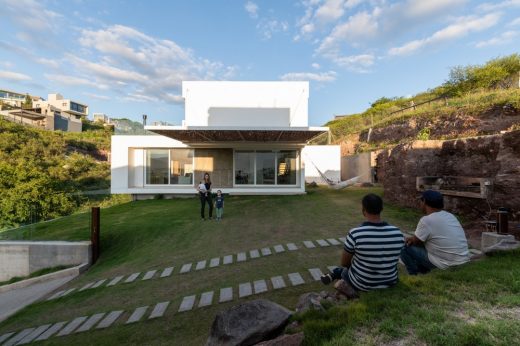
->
[0,275,75,323]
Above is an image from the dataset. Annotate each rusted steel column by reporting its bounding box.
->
[91,207,100,263]
[497,208,509,234]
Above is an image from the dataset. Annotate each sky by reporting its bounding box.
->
[0,0,519,126]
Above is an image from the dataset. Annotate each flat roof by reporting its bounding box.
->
[8,110,46,120]
[145,125,328,144]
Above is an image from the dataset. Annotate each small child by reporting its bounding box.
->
[214,190,224,220]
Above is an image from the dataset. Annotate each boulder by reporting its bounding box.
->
[483,239,520,254]
[295,292,325,313]
[254,332,304,346]
[206,299,292,346]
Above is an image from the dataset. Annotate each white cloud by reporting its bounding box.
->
[509,17,520,26]
[388,13,501,56]
[0,70,31,81]
[478,0,520,12]
[257,19,289,39]
[333,54,375,72]
[312,63,321,69]
[36,57,60,69]
[315,0,347,24]
[83,92,110,100]
[245,1,259,18]
[475,31,519,48]
[280,70,337,82]
[405,0,468,17]
[44,73,108,89]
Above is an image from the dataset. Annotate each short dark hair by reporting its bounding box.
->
[362,194,383,215]
[420,190,444,209]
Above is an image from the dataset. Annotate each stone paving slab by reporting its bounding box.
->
[142,270,157,280]
[57,316,88,336]
[338,237,345,244]
[126,306,148,324]
[261,247,272,256]
[253,280,268,294]
[286,243,298,251]
[60,288,76,297]
[219,287,233,303]
[79,282,95,291]
[124,273,140,283]
[239,282,252,298]
[107,275,124,287]
[3,328,34,346]
[326,238,341,245]
[180,263,193,274]
[303,240,316,248]
[160,267,174,278]
[34,322,66,341]
[47,290,65,301]
[97,310,123,329]
[92,279,107,288]
[327,266,337,272]
[308,268,324,281]
[196,260,207,270]
[17,324,51,345]
[271,276,286,289]
[316,239,330,247]
[0,332,14,344]
[273,244,285,253]
[198,291,214,307]
[237,252,247,262]
[179,295,196,312]
[210,257,220,268]
[76,313,105,333]
[249,249,260,259]
[149,301,170,319]
[223,255,233,265]
[288,273,305,286]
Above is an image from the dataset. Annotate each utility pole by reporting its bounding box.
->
[142,114,147,126]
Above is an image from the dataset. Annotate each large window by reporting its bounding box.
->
[234,150,298,186]
[146,149,194,185]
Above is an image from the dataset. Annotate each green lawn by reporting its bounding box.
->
[0,187,518,345]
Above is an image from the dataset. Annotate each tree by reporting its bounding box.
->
[22,94,32,109]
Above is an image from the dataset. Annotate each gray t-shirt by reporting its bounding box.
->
[415,210,470,269]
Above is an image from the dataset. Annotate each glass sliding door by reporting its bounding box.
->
[146,149,169,184]
[235,151,255,185]
[277,150,297,185]
[256,151,275,185]
[170,149,194,185]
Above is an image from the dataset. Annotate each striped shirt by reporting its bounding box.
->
[344,221,405,291]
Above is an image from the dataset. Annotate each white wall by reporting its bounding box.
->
[182,81,309,127]
[302,145,341,184]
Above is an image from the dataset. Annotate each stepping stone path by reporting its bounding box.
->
[338,237,344,244]
[180,263,193,274]
[47,290,65,301]
[142,270,157,280]
[61,288,76,297]
[261,247,272,256]
[0,333,15,344]
[149,302,169,319]
[271,276,286,289]
[34,322,66,341]
[326,238,341,245]
[179,296,196,312]
[17,324,51,345]
[223,255,233,265]
[219,287,233,303]
[237,252,247,262]
[239,282,253,298]
[4,328,35,346]
[195,260,207,270]
[57,316,88,336]
[288,273,305,286]
[107,275,124,287]
[127,306,148,324]
[97,310,123,329]
[273,244,285,253]
[198,291,214,307]
[79,282,95,291]
[286,243,298,251]
[303,240,316,248]
[308,268,324,281]
[160,267,174,277]
[92,279,107,288]
[249,249,260,259]
[76,313,105,333]
[327,265,337,272]
[253,280,268,294]
[210,257,220,268]
[124,273,140,283]
[316,239,330,247]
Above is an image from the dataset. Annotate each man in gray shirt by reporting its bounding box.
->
[401,190,470,275]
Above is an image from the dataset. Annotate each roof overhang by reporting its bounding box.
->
[145,125,328,144]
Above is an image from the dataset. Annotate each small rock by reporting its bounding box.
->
[307,181,318,187]
[319,291,329,299]
[295,293,325,313]
[361,182,374,187]
[255,332,304,346]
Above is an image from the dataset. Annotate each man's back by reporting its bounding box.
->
[344,221,404,291]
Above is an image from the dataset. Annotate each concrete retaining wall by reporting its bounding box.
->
[0,241,92,282]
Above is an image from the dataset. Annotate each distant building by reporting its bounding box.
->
[93,113,109,123]
[0,89,42,108]
[34,93,88,132]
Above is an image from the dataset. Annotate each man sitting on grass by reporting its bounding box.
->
[321,194,405,297]
[400,190,470,275]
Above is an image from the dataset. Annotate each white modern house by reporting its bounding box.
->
[111,81,338,197]
[33,93,88,132]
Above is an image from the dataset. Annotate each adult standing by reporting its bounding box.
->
[401,190,470,275]
[197,172,213,220]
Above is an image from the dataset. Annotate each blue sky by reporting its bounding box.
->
[0,0,519,126]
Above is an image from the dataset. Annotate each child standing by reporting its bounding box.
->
[215,190,224,220]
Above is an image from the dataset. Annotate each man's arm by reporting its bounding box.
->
[340,250,354,268]
[405,235,424,247]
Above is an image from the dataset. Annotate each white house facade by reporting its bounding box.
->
[111,81,334,197]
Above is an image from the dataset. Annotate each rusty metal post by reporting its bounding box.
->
[91,207,100,263]
[496,208,509,234]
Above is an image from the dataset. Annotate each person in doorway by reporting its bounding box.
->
[400,190,470,275]
[197,173,213,220]
[214,190,224,221]
[321,194,405,297]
